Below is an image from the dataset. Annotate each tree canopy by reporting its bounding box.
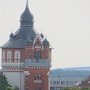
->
[0,75,19,90]
[0,75,8,90]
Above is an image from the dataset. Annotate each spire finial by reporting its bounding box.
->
[26,0,28,8]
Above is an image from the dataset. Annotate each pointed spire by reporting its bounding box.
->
[20,0,34,27]
[26,0,28,8]
[43,38,50,46]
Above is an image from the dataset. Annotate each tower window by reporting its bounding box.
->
[7,51,12,60]
[34,74,41,80]
[34,51,41,62]
[2,50,5,59]
[34,74,42,83]
[14,51,20,60]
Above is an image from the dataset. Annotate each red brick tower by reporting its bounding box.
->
[1,1,52,90]
[24,34,51,90]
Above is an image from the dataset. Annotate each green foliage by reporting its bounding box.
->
[7,86,14,90]
[14,86,19,90]
[0,75,19,90]
[64,87,70,90]
[0,75,8,90]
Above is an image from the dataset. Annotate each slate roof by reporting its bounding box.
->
[1,1,50,48]
[20,5,33,23]
[43,38,50,46]
[20,2,34,27]
[1,2,36,48]
[2,27,36,48]
[50,68,90,77]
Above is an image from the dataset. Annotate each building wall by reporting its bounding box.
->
[25,68,50,90]
[49,70,90,90]
[3,71,25,90]
[25,46,50,60]
[2,48,25,62]
[50,77,84,88]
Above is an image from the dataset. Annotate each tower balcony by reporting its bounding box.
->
[2,62,24,67]
[2,62,24,71]
[23,59,51,67]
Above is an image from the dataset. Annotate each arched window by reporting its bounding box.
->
[34,74,42,83]
[34,51,41,62]
[34,74,41,80]
[7,51,12,60]
[14,51,20,60]
[2,50,5,59]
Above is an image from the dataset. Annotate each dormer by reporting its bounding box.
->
[33,34,42,48]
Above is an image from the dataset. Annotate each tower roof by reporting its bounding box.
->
[43,38,50,46]
[20,0,34,27]
[1,1,50,48]
[1,1,36,48]
[1,27,36,48]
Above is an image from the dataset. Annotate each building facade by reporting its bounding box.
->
[1,1,52,90]
[49,69,90,90]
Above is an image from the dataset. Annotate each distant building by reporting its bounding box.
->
[49,69,90,90]
[77,76,90,88]
[1,1,52,90]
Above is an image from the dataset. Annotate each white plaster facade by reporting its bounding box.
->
[3,71,25,90]
[49,69,90,90]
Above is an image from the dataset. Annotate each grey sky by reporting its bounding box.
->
[0,0,90,69]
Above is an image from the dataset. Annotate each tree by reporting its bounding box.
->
[14,86,19,90]
[0,75,18,90]
[0,75,8,90]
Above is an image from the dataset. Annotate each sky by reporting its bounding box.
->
[0,0,90,69]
